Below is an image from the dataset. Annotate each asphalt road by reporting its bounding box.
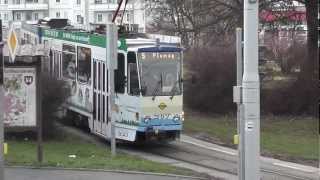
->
[4,168,198,180]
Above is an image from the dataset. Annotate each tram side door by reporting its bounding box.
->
[50,50,62,78]
[93,60,108,137]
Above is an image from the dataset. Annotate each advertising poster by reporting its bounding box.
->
[3,67,37,127]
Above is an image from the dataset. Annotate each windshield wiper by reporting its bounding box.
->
[170,73,181,100]
[152,73,163,101]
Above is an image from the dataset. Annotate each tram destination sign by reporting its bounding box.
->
[3,67,37,127]
[138,52,181,61]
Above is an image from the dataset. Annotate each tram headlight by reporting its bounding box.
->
[143,116,151,124]
[180,111,185,122]
[173,114,180,122]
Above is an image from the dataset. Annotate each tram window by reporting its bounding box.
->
[62,44,76,80]
[127,52,139,96]
[98,94,101,121]
[77,46,91,84]
[93,61,97,89]
[103,64,106,92]
[98,62,101,90]
[102,96,105,123]
[54,52,60,78]
[93,92,96,120]
[115,53,125,94]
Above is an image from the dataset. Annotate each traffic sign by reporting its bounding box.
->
[7,25,19,63]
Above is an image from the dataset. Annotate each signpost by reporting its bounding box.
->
[106,23,118,156]
[7,25,18,63]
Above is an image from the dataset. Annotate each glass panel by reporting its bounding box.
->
[138,52,182,97]
[77,46,91,84]
[115,53,125,94]
[62,44,76,80]
[129,63,139,96]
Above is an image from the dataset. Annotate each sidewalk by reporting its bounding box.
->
[5,167,200,180]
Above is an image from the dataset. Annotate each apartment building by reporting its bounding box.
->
[0,0,146,32]
[0,0,48,27]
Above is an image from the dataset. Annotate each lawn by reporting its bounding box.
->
[183,111,319,166]
[4,133,194,176]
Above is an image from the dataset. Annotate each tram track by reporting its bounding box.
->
[57,123,318,180]
[124,141,315,180]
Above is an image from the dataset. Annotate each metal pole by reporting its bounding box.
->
[236,28,245,180]
[243,0,260,180]
[106,24,118,157]
[0,19,5,180]
[36,56,43,164]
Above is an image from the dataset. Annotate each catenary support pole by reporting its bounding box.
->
[235,28,245,180]
[0,19,5,180]
[242,0,260,180]
[106,24,118,157]
[36,56,43,164]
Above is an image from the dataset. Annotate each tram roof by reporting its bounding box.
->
[21,23,182,52]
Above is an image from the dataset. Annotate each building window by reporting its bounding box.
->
[4,0,7,4]
[16,13,21,20]
[26,13,32,20]
[127,13,130,22]
[95,0,102,4]
[56,0,60,3]
[56,12,60,18]
[77,0,81,4]
[34,13,39,20]
[77,15,83,24]
[108,14,112,22]
[97,14,102,22]
[4,13,8,20]
[15,0,21,4]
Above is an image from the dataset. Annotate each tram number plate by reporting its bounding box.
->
[116,128,136,141]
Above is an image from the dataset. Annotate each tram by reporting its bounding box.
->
[20,22,184,142]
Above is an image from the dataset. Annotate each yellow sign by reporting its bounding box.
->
[4,143,8,155]
[158,102,167,110]
[233,134,239,145]
[7,25,19,62]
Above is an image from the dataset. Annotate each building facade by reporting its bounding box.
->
[0,0,146,32]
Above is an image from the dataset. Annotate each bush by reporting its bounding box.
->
[261,42,317,116]
[262,78,318,116]
[184,44,236,113]
[41,73,70,138]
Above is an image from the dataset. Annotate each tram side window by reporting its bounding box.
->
[77,46,91,84]
[115,53,125,94]
[127,52,139,96]
[62,44,76,80]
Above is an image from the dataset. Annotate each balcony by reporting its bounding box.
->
[89,3,133,12]
[8,3,48,11]
[89,3,118,11]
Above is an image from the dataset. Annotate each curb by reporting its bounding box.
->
[6,166,208,180]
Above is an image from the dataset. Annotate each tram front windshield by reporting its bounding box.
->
[138,51,182,97]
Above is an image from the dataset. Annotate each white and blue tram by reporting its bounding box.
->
[21,23,184,142]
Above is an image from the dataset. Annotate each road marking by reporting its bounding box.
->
[273,162,317,173]
[180,139,237,156]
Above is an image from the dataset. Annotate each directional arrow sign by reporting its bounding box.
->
[7,25,19,63]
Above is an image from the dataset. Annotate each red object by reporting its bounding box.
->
[260,10,306,22]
